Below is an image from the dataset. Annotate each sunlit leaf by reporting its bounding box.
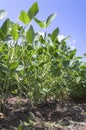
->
[9,61,19,70]
[46,13,57,27]
[19,10,30,24]
[34,18,46,28]
[51,28,59,42]
[27,2,39,20]
[26,25,35,43]
[11,24,19,41]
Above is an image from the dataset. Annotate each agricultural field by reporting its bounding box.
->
[0,2,86,130]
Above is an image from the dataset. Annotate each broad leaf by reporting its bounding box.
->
[9,61,19,70]
[19,10,30,24]
[27,2,39,20]
[69,49,76,59]
[1,18,10,35]
[34,18,46,28]
[26,25,35,43]
[0,10,7,20]
[0,19,10,40]
[46,13,57,27]
[51,28,59,42]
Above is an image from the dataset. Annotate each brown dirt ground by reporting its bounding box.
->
[0,96,86,130]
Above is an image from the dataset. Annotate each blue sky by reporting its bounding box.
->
[0,0,86,59]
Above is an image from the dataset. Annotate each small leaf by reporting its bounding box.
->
[46,13,57,27]
[19,10,30,24]
[26,25,35,43]
[0,10,7,20]
[27,2,39,20]
[34,18,46,28]
[51,28,59,42]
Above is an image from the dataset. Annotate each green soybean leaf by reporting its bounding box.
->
[0,19,10,40]
[27,2,39,20]
[0,28,5,40]
[26,25,35,43]
[34,18,46,28]
[11,24,19,41]
[46,13,57,27]
[9,61,19,70]
[0,10,7,20]
[1,18,10,35]
[19,10,30,24]
[51,28,59,42]
[69,49,76,59]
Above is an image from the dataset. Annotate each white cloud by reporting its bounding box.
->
[57,35,65,42]
[58,35,76,50]
[67,39,76,50]
[38,32,45,37]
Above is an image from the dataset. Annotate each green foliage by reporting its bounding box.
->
[0,1,86,109]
